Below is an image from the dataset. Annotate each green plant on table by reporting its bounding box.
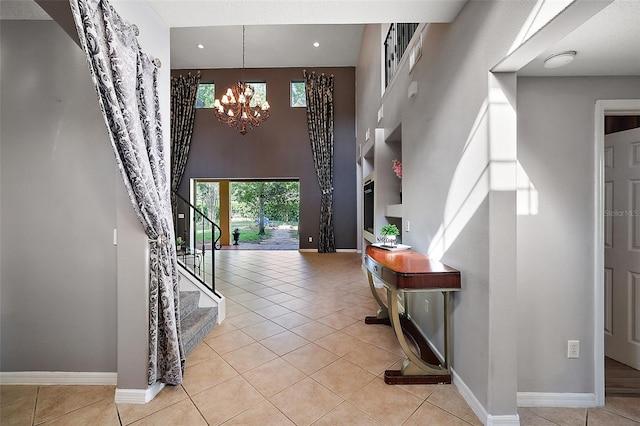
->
[380,224,400,237]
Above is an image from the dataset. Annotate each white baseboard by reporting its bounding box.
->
[453,369,521,426]
[216,293,226,323]
[0,371,117,385]
[0,372,166,405]
[298,249,358,253]
[452,369,489,425]
[115,381,165,404]
[486,414,521,425]
[517,392,597,407]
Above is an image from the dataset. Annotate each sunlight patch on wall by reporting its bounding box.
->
[508,0,574,54]
[428,96,492,261]
[517,162,539,215]
[428,77,535,260]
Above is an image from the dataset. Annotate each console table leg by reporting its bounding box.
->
[387,287,448,377]
[365,270,389,321]
[443,291,452,369]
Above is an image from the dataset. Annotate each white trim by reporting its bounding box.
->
[594,100,606,408]
[177,263,225,323]
[298,249,358,253]
[115,381,165,404]
[452,368,492,425]
[0,371,117,385]
[453,369,521,425]
[593,99,640,407]
[487,414,521,426]
[517,392,597,408]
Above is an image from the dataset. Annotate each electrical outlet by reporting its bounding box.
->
[567,340,579,358]
[425,299,429,314]
[405,220,410,232]
[308,236,313,243]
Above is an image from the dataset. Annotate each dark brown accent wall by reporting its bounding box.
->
[171,67,356,250]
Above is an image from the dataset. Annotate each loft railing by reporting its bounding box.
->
[173,192,222,295]
[384,23,419,88]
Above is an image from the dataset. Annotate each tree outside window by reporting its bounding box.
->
[247,82,267,108]
[195,83,215,108]
[291,81,306,107]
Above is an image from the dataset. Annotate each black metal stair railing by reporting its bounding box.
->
[173,192,222,296]
[384,23,419,88]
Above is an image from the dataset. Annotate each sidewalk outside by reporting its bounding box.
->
[221,226,299,250]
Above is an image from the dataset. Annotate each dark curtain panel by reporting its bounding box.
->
[69,0,184,385]
[304,70,335,253]
[171,73,200,206]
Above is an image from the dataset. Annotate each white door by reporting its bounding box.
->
[604,127,640,369]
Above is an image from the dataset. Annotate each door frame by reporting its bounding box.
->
[593,99,640,406]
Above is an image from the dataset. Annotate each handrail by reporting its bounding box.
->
[384,23,419,88]
[174,192,222,250]
[172,191,223,296]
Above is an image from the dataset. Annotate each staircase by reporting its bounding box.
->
[173,191,221,294]
[180,290,218,355]
[173,192,223,355]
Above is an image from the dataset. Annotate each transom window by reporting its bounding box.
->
[195,83,215,108]
[290,81,306,107]
[244,82,267,108]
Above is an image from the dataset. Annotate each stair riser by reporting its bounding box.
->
[182,308,218,355]
[180,291,200,319]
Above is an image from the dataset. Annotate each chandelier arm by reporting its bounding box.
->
[212,27,270,135]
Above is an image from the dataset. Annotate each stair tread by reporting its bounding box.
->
[181,306,218,355]
[182,306,218,327]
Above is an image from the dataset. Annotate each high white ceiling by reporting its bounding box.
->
[170,24,365,69]
[146,0,467,27]
[518,0,640,76]
[1,0,638,76]
[160,0,467,69]
[0,0,466,69]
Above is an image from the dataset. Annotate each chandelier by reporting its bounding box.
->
[213,26,270,136]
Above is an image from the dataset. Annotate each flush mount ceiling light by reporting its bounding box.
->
[213,26,270,136]
[313,42,320,48]
[197,43,204,49]
[543,51,577,69]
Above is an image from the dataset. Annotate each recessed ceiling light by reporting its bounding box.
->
[543,51,576,69]
[197,44,204,49]
[313,42,320,48]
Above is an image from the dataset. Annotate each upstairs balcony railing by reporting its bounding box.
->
[173,192,222,295]
[384,23,419,88]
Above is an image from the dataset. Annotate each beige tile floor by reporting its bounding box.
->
[2,251,639,425]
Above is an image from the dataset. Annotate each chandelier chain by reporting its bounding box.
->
[212,25,271,136]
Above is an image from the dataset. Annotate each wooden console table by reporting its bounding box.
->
[364,244,461,385]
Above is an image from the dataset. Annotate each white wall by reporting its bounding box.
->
[0,20,118,373]
[356,0,534,418]
[0,1,171,394]
[517,76,640,393]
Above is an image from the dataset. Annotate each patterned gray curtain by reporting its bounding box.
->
[170,73,200,208]
[304,70,336,253]
[69,0,184,385]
